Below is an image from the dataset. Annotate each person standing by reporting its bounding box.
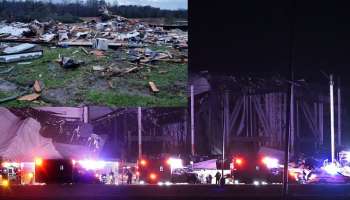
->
[215,171,221,184]
[126,170,133,184]
[208,174,213,184]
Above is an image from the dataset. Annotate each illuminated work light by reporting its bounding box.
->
[28,173,34,179]
[166,158,183,170]
[2,180,9,187]
[35,157,43,166]
[78,160,106,170]
[261,156,279,169]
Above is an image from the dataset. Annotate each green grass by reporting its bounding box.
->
[0,46,187,107]
[0,91,45,107]
[86,90,186,107]
[10,47,98,88]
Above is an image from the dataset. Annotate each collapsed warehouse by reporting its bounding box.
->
[189,72,344,159]
[0,107,188,162]
[0,73,344,161]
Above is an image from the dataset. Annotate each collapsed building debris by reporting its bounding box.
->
[59,57,84,69]
[0,43,43,63]
[0,14,187,50]
[92,38,109,50]
[0,13,187,105]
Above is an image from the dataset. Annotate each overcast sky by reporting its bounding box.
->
[117,0,187,10]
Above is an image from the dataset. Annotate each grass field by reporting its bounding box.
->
[0,45,187,107]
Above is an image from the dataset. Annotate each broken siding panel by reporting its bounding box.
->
[0,51,43,63]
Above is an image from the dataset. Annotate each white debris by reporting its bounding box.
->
[0,25,29,37]
[92,38,108,50]
[40,33,56,42]
[58,30,68,42]
[114,31,140,40]
[3,43,36,54]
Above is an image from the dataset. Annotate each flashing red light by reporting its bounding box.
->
[149,173,157,180]
[235,158,243,165]
[136,171,140,176]
[35,157,43,166]
[140,159,147,166]
[289,171,298,180]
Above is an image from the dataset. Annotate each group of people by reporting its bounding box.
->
[204,172,222,184]
[124,170,224,185]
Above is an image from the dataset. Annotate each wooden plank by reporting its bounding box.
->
[149,81,160,93]
[17,93,40,101]
[80,47,89,55]
[33,80,42,93]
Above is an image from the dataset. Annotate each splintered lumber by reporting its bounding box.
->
[158,70,168,74]
[107,80,114,88]
[0,66,14,74]
[156,58,186,63]
[149,81,160,93]
[57,41,125,47]
[33,80,41,93]
[17,93,40,101]
[0,92,25,103]
[124,66,138,74]
[92,65,105,71]
[80,47,89,55]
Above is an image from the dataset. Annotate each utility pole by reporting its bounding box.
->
[222,103,225,185]
[330,75,335,162]
[290,72,295,155]
[283,0,295,198]
[138,107,142,160]
[337,77,342,146]
[221,90,229,186]
[191,85,195,156]
[283,71,292,199]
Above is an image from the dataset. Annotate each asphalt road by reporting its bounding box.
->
[1,184,350,200]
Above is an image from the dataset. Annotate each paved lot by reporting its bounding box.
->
[1,184,350,200]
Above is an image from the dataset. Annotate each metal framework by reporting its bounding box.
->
[191,75,336,156]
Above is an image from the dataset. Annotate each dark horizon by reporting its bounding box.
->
[189,0,348,78]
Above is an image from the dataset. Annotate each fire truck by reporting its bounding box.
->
[231,151,283,184]
[34,158,74,184]
[137,155,184,184]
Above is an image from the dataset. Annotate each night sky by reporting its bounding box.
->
[190,1,348,77]
[189,0,350,145]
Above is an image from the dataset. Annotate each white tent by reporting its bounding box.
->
[0,108,98,162]
[0,108,61,161]
[193,159,217,170]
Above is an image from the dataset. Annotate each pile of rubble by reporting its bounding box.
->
[0,14,187,105]
[0,15,188,50]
